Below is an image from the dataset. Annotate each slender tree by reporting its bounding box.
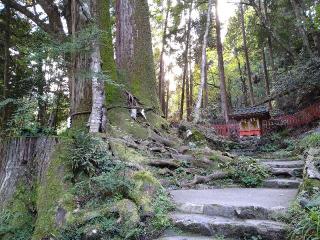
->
[240,3,254,106]
[261,47,272,109]
[193,0,212,123]
[215,0,229,122]
[179,0,193,120]
[290,0,313,56]
[158,0,171,115]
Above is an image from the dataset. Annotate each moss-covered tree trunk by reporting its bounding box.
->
[115,0,159,109]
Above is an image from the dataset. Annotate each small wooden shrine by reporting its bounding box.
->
[229,106,270,138]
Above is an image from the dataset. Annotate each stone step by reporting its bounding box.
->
[171,213,287,240]
[270,167,303,178]
[171,188,298,220]
[263,178,302,189]
[157,235,220,240]
[261,160,304,169]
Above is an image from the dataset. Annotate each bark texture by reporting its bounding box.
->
[116,0,159,109]
[0,137,58,207]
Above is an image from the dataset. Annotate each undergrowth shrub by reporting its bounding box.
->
[283,199,320,240]
[0,185,37,240]
[300,133,320,150]
[220,157,269,187]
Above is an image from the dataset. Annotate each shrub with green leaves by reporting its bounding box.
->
[300,133,320,150]
[220,157,270,187]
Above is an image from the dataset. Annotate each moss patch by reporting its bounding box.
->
[32,142,74,239]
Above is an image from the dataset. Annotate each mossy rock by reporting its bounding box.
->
[131,171,161,214]
[187,129,206,144]
[115,199,140,228]
[109,141,149,163]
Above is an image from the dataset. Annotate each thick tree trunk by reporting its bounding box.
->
[290,0,313,56]
[261,47,272,110]
[215,0,229,123]
[116,0,159,109]
[193,0,212,123]
[180,1,193,120]
[158,0,171,115]
[240,4,254,106]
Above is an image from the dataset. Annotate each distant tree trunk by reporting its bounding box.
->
[36,64,47,126]
[204,61,209,108]
[235,50,248,106]
[189,65,194,111]
[186,70,191,120]
[2,4,11,126]
[158,0,171,115]
[116,0,159,109]
[263,0,277,81]
[165,81,170,118]
[215,0,229,123]
[290,0,313,56]
[261,47,272,110]
[240,4,254,106]
[180,0,193,120]
[193,0,212,123]
[249,1,296,60]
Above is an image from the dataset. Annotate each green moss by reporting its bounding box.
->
[0,184,37,240]
[301,178,320,194]
[32,143,74,240]
[109,110,149,139]
[110,141,149,163]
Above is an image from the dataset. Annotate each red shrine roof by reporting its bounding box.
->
[229,106,271,120]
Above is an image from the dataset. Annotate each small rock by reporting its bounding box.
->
[159,168,174,176]
[178,146,190,154]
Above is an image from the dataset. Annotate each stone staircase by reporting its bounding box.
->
[261,159,303,189]
[158,158,304,240]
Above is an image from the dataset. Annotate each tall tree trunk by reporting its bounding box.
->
[235,50,248,106]
[215,0,229,123]
[249,1,296,60]
[193,0,212,123]
[179,0,193,120]
[240,4,255,106]
[290,0,313,56]
[189,63,194,112]
[204,61,209,108]
[263,0,277,81]
[165,81,170,118]
[261,47,272,110]
[116,0,159,109]
[2,3,11,127]
[158,0,171,115]
[88,0,107,133]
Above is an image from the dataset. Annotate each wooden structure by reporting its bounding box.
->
[229,106,270,138]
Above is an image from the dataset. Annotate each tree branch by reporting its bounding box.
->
[1,0,52,34]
